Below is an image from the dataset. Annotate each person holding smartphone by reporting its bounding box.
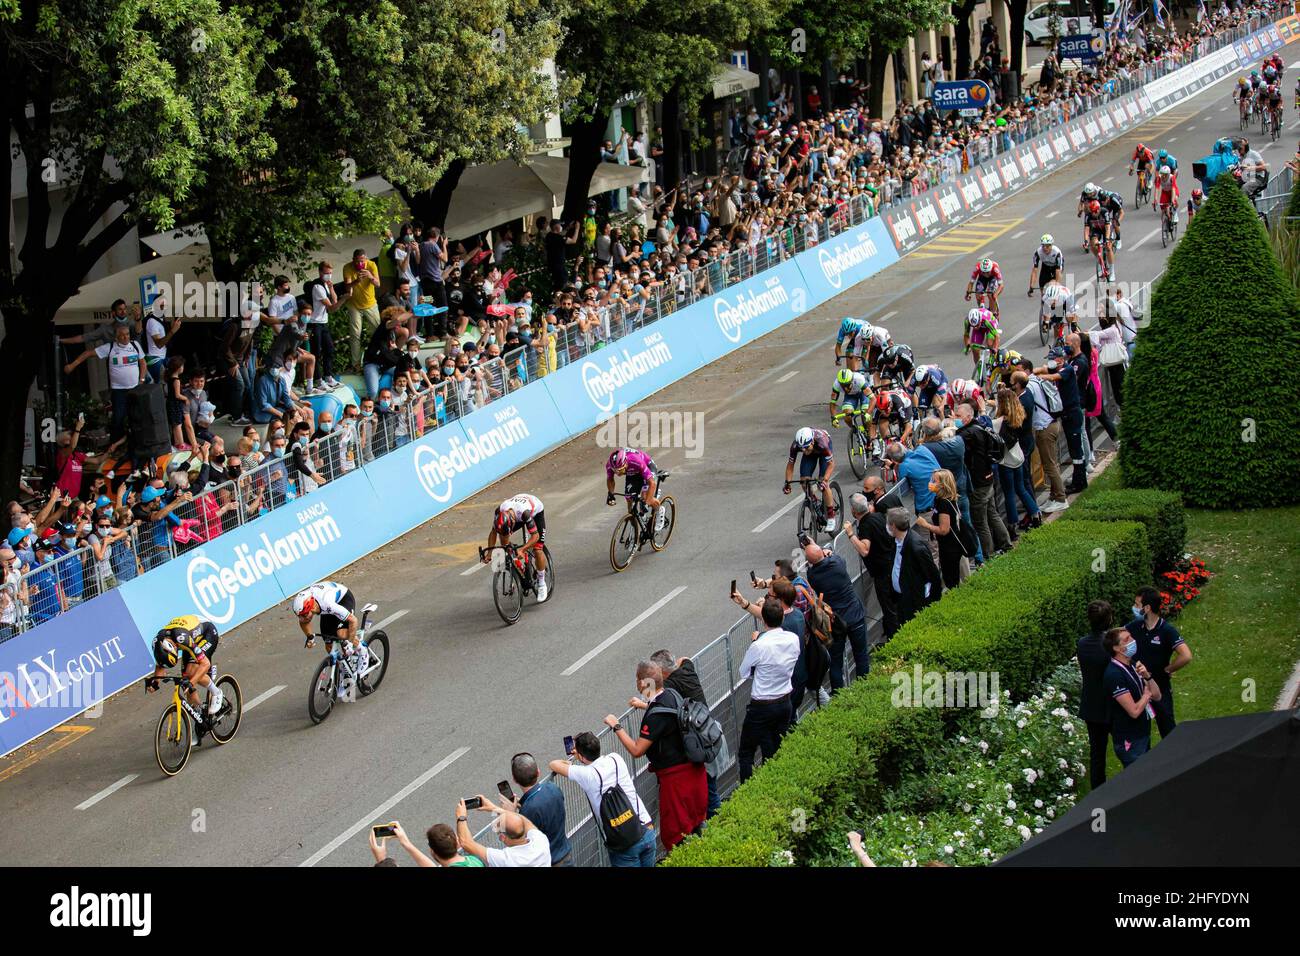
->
[1102,626,1163,768]
[454,797,551,867]
[507,752,572,866]
[550,731,656,867]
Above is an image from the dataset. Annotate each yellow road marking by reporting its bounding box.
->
[908,217,1025,259]
[0,724,94,784]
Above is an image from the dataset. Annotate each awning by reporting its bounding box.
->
[712,63,759,100]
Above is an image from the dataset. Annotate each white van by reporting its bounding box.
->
[1025,1,1121,45]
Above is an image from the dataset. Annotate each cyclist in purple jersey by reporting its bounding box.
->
[605,448,665,528]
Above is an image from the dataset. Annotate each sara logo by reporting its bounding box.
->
[969,83,988,103]
[817,232,881,289]
[581,335,673,411]
[1089,35,1105,55]
[714,280,791,343]
[413,408,532,502]
[187,505,343,624]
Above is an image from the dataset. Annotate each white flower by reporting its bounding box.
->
[978,740,989,753]
[1046,807,1055,818]
[1034,827,1043,834]
[1007,799,1017,810]
[944,844,954,855]
[1058,758,1069,770]
[1020,748,1031,757]
[1023,768,1039,784]
[1016,718,1027,729]
[981,848,993,858]
[1034,799,1044,809]
[958,735,968,744]
[1003,689,1010,697]
[1005,782,1014,793]
[1051,707,1069,718]
[1018,825,1033,841]
[953,830,965,839]
[966,782,976,790]
[962,803,972,813]
[1062,722,1075,735]
[1003,816,1014,826]
[1064,777,1075,788]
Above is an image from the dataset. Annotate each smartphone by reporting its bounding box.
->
[750,570,758,585]
[463,796,483,811]
[371,822,398,841]
[798,532,814,548]
[730,579,737,596]
[563,735,575,756]
[497,780,516,803]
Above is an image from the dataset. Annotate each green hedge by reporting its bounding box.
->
[1058,487,1185,572]
[1119,175,1300,508]
[665,519,1152,866]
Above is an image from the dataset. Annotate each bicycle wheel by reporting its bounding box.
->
[650,496,677,552]
[829,482,845,534]
[307,658,336,724]
[493,566,524,625]
[610,513,640,571]
[796,498,816,542]
[847,425,868,479]
[357,631,390,696]
[208,675,242,743]
[155,704,193,776]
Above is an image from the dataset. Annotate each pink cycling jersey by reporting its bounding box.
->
[606,449,656,483]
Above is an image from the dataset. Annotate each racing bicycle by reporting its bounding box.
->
[1239,93,1252,130]
[1134,167,1152,206]
[969,344,998,396]
[1039,310,1073,348]
[1269,107,1283,142]
[480,541,554,625]
[152,673,243,777]
[832,406,872,479]
[793,476,844,546]
[306,602,391,724]
[1160,201,1178,247]
[609,473,677,572]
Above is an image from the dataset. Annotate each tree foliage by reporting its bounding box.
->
[1118,175,1300,508]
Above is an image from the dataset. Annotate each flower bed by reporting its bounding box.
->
[1158,554,1213,616]
[803,665,1088,867]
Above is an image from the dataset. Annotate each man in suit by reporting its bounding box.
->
[886,508,942,626]
[844,482,902,642]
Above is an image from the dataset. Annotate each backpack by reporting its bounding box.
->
[595,760,645,852]
[803,590,834,646]
[1029,376,1063,419]
[302,277,321,309]
[803,630,831,697]
[983,424,1008,462]
[654,687,724,766]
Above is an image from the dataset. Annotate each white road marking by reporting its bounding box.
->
[243,685,286,712]
[776,370,800,383]
[1219,106,1228,112]
[372,609,409,632]
[299,747,470,867]
[926,280,947,292]
[1168,136,1178,142]
[1011,230,1026,239]
[1130,226,1162,251]
[562,587,689,676]
[76,774,138,811]
[711,408,735,425]
[460,561,488,576]
[1189,125,1197,130]
[1046,209,1059,218]
[752,494,805,534]
[1103,175,1115,182]
[876,310,898,323]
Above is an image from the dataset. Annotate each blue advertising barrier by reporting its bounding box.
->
[688,256,812,366]
[0,589,153,756]
[118,466,392,641]
[793,217,900,305]
[540,323,707,437]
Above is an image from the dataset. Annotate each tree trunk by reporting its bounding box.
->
[662,84,683,190]
[953,1,978,79]
[399,158,467,234]
[868,39,891,118]
[756,50,771,112]
[562,113,607,223]
[0,308,49,499]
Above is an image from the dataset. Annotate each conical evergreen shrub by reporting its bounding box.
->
[1119,174,1300,508]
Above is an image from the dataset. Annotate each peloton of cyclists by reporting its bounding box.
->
[964,258,1003,317]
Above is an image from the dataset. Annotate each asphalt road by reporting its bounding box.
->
[2,60,1291,867]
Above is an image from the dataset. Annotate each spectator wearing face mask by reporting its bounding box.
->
[26,532,66,624]
[288,422,328,494]
[371,389,398,456]
[252,363,296,425]
[267,304,319,396]
[0,546,28,639]
[131,483,192,570]
[362,310,404,399]
[1103,626,1162,769]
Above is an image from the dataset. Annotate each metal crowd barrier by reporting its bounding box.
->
[3,12,1272,640]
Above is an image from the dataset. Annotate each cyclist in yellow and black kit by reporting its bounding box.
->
[146,615,224,723]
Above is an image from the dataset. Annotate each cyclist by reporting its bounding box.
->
[907,363,949,417]
[963,305,1000,381]
[605,447,664,529]
[834,316,868,370]
[1155,149,1178,186]
[871,389,914,456]
[1083,199,1113,281]
[830,365,871,421]
[1128,143,1155,197]
[1028,233,1064,299]
[1041,279,1078,343]
[1098,188,1125,250]
[945,377,985,415]
[1249,69,1263,93]
[146,615,224,727]
[484,493,549,601]
[784,426,838,533]
[1263,59,1278,85]
[1186,186,1204,222]
[1235,78,1253,121]
[964,257,1003,317]
[874,343,915,389]
[856,322,893,374]
[988,347,1023,391]
[1266,82,1284,133]
[1077,182,1100,247]
[1154,165,1180,227]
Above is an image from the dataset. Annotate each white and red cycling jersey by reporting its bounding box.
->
[970,261,1003,284]
[1156,175,1179,207]
[948,378,984,406]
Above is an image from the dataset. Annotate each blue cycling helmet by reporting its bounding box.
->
[1157,148,1168,160]
[838,317,860,336]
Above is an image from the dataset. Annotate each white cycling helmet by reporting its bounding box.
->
[978,257,994,275]
[795,426,815,449]
[1040,233,1054,245]
[292,590,318,618]
[1159,164,1171,176]
[1083,182,1099,197]
[967,307,988,327]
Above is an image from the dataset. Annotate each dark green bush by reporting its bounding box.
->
[1059,487,1186,571]
[664,519,1151,866]
[1119,174,1300,508]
